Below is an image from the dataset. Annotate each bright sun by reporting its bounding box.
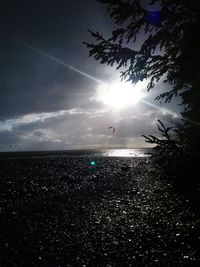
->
[96,80,147,109]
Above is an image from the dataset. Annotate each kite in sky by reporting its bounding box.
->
[108,126,115,134]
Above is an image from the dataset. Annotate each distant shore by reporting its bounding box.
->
[0,155,199,266]
[0,148,152,158]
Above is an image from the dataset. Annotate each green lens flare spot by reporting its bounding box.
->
[90,161,96,166]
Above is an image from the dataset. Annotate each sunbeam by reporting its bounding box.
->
[17,40,106,85]
[140,100,179,118]
[17,40,194,125]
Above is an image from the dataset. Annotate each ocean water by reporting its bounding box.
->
[91,148,151,157]
[0,148,151,159]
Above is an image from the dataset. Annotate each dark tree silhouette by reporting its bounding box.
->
[84,0,200,191]
[84,0,200,101]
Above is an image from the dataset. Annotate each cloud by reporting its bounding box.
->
[0,102,172,151]
[0,0,183,151]
[0,0,115,120]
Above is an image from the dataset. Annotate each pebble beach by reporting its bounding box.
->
[0,155,199,266]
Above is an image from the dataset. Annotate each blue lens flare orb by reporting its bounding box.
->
[90,161,96,166]
[147,10,161,25]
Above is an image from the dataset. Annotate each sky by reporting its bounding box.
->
[0,0,182,151]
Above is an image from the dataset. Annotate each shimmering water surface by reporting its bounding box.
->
[100,148,150,157]
[0,148,199,266]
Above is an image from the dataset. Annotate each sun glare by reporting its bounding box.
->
[96,81,147,109]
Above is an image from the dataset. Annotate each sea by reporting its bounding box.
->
[0,148,151,159]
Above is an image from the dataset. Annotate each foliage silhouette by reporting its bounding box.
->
[84,0,200,192]
[142,120,178,158]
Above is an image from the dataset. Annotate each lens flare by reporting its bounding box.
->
[17,40,106,85]
[17,40,190,123]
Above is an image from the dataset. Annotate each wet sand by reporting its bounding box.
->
[0,156,199,266]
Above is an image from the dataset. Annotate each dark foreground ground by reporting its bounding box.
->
[0,156,199,266]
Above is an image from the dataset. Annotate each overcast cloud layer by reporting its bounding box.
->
[0,0,182,151]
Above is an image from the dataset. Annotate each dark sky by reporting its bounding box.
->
[0,0,182,151]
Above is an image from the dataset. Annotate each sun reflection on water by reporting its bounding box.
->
[102,148,149,157]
